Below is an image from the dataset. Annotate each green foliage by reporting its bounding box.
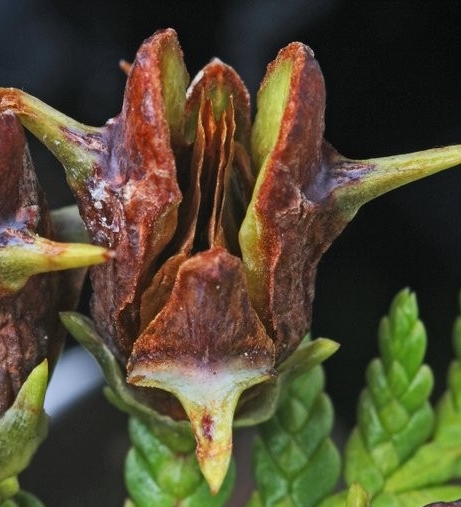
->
[251,288,461,507]
[344,289,435,495]
[0,479,19,503]
[320,289,461,507]
[0,361,48,487]
[9,285,461,507]
[344,484,369,507]
[0,363,47,507]
[125,417,235,507]
[250,364,341,507]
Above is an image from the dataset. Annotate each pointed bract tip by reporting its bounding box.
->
[0,87,103,186]
[197,436,232,495]
[128,357,273,493]
[119,59,132,76]
[0,360,49,482]
[0,236,112,295]
[333,144,461,219]
[180,398,235,494]
[15,359,49,412]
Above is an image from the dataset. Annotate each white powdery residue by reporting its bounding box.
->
[89,180,108,203]
[98,211,120,234]
[88,181,119,232]
[141,93,155,121]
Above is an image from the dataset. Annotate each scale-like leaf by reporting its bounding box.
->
[322,289,461,507]
[251,365,340,507]
[344,289,434,494]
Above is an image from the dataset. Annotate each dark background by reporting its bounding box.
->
[2,0,461,505]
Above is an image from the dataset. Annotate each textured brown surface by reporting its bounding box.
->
[242,43,350,363]
[0,113,80,414]
[73,30,185,361]
[65,31,262,372]
[129,247,274,372]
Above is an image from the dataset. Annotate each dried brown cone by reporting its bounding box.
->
[2,29,461,491]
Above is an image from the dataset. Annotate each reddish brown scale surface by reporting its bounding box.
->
[79,31,184,362]
[0,113,81,415]
[2,30,445,434]
[244,43,329,362]
[129,247,274,373]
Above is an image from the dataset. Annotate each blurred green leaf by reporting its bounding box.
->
[0,491,45,507]
[0,361,48,483]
